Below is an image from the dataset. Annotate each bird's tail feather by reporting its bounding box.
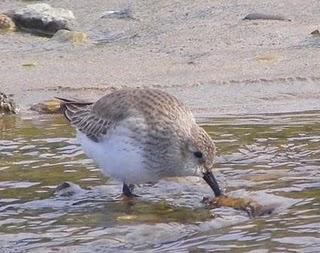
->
[55,97,93,122]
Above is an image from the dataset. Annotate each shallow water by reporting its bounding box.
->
[0,112,319,252]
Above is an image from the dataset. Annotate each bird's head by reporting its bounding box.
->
[181,124,222,197]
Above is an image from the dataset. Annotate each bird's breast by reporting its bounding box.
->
[76,123,156,184]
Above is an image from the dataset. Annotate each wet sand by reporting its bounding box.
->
[1,0,320,116]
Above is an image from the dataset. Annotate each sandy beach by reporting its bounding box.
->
[1,0,320,116]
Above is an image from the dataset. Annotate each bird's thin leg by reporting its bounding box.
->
[122,183,139,197]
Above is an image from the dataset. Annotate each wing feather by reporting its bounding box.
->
[56,97,111,142]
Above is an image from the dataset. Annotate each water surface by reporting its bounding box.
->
[0,112,319,252]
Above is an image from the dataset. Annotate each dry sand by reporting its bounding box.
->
[1,0,320,117]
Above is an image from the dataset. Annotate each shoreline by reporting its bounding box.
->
[1,0,320,117]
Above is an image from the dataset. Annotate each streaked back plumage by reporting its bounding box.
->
[58,88,195,142]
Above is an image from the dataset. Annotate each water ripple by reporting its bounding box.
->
[0,112,319,252]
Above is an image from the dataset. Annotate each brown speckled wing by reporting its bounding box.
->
[57,98,111,142]
[57,88,191,143]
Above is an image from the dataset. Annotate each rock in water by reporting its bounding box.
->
[30,99,61,114]
[0,14,15,31]
[202,195,274,218]
[54,182,85,197]
[0,92,16,114]
[7,3,75,36]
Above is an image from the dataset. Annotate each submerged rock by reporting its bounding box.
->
[7,3,75,36]
[54,182,85,197]
[51,29,88,43]
[30,98,61,114]
[0,14,15,31]
[0,92,16,114]
[311,29,320,35]
[202,195,274,218]
[243,13,291,21]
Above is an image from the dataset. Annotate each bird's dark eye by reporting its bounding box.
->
[193,151,203,159]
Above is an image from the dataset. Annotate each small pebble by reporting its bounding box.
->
[54,181,84,197]
[51,30,88,43]
[22,63,37,67]
[116,215,138,221]
[100,8,133,19]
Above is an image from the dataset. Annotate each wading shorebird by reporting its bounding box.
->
[58,88,221,198]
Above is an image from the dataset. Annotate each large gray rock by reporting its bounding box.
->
[7,3,75,36]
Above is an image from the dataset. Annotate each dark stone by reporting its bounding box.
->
[55,182,71,192]
[243,13,291,21]
[311,29,320,35]
[54,181,84,197]
[13,16,71,35]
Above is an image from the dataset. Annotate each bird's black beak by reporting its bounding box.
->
[202,171,222,197]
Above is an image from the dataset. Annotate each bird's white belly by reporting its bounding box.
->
[77,129,151,184]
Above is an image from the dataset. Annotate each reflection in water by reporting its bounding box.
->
[0,112,319,252]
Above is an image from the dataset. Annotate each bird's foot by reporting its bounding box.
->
[122,183,140,198]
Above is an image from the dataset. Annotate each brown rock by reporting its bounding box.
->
[0,14,15,31]
[202,195,274,218]
[30,99,62,114]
